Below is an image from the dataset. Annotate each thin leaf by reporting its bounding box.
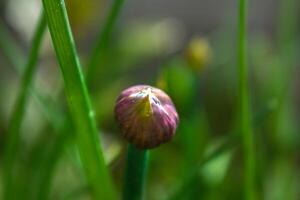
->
[3,12,47,200]
[41,0,117,199]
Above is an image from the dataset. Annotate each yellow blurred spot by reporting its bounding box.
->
[65,0,104,37]
[156,74,168,91]
[185,37,212,72]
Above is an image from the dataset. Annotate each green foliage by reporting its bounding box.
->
[3,13,46,200]
[0,0,299,199]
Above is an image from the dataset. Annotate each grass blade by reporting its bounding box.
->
[86,0,126,84]
[166,137,236,200]
[36,0,127,197]
[0,21,26,72]
[3,12,46,200]
[41,0,116,199]
[237,0,256,199]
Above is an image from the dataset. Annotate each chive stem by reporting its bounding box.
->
[123,144,148,200]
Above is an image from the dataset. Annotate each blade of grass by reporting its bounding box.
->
[0,15,64,129]
[165,102,276,200]
[86,0,125,85]
[0,21,26,73]
[41,0,116,199]
[274,0,299,124]
[277,0,298,49]
[3,12,46,200]
[36,0,126,197]
[0,20,74,199]
[166,136,236,200]
[237,0,256,199]
[36,125,71,200]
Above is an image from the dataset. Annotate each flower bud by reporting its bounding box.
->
[114,85,179,149]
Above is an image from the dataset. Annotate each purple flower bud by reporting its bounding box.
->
[115,85,179,149]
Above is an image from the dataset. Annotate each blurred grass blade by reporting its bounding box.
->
[41,0,116,199]
[0,15,63,129]
[86,0,125,84]
[36,126,71,200]
[237,0,256,199]
[3,12,46,200]
[166,137,236,200]
[277,0,299,48]
[0,21,26,72]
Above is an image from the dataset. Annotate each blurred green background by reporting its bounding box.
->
[0,0,299,199]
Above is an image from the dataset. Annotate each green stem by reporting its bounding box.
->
[3,12,46,200]
[237,0,255,200]
[86,0,125,84]
[41,0,116,199]
[123,145,148,200]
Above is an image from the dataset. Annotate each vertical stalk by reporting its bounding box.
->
[41,0,116,199]
[3,12,46,200]
[123,145,148,200]
[237,0,255,199]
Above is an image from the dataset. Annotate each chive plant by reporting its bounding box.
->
[114,85,179,200]
[41,0,116,199]
[237,0,256,199]
[3,12,46,200]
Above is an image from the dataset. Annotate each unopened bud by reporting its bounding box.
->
[115,85,179,149]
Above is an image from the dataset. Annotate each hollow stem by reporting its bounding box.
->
[237,0,256,199]
[123,144,148,200]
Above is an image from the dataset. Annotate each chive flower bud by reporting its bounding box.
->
[115,85,179,149]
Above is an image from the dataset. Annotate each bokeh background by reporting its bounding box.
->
[0,0,299,199]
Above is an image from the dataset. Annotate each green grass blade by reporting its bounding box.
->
[36,127,71,200]
[36,0,127,197]
[41,0,116,199]
[166,137,236,200]
[3,12,47,200]
[237,0,256,199]
[0,16,65,130]
[86,0,125,84]
[0,21,26,72]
